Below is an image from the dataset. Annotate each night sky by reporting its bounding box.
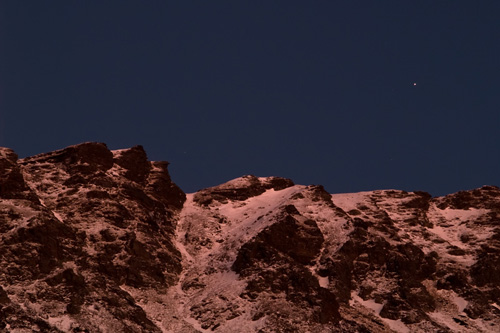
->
[1,1,499,196]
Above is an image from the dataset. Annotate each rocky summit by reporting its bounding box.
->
[0,143,499,332]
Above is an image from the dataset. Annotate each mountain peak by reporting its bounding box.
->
[192,175,295,206]
[0,143,499,332]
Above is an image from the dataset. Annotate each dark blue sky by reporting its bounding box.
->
[1,1,499,196]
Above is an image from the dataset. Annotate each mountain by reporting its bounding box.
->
[0,142,499,332]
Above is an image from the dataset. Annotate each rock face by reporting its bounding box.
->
[0,143,184,332]
[0,143,499,332]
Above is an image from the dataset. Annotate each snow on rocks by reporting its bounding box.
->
[1,144,499,332]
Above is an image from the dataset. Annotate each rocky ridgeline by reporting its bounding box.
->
[0,143,184,332]
[0,143,499,332]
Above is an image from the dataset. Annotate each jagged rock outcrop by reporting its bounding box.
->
[193,175,295,206]
[0,143,499,332]
[0,143,185,332]
[232,205,340,327]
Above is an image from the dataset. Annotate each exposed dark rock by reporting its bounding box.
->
[435,185,500,210]
[1,143,188,332]
[1,143,499,332]
[309,185,335,207]
[403,191,432,210]
[0,286,9,305]
[146,161,186,210]
[113,145,151,183]
[264,176,295,191]
[193,175,294,205]
[20,142,114,175]
[436,269,469,290]
[232,206,340,325]
[471,248,500,287]
[233,206,324,269]
[0,148,37,200]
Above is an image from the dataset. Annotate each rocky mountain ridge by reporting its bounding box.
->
[0,143,499,332]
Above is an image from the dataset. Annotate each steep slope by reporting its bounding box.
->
[174,176,500,332]
[0,143,499,332]
[0,143,185,332]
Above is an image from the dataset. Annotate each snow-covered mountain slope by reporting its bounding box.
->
[0,143,499,332]
[174,178,500,332]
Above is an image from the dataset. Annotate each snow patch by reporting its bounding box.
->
[350,292,384,315]
[350,292,410,333]
[383,318,410,333]
[317,275,329,288]
[47,315,74,332]
[308,264,329,288]
[427,311,468,332]
[331,191,372,213]
[453,295,468,313]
